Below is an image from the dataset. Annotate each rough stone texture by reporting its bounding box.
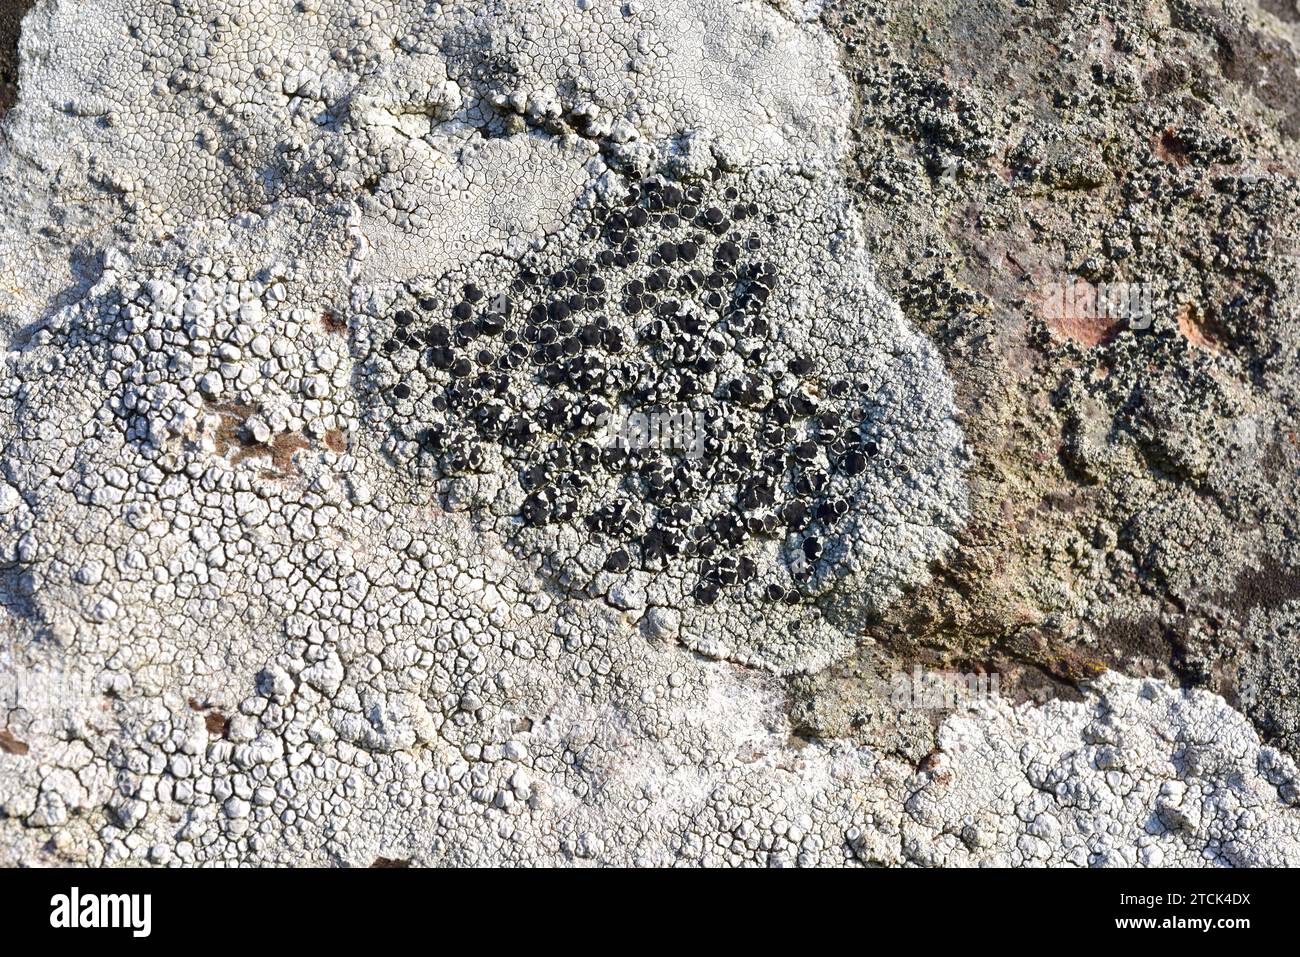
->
[798,0,1300,760]
[1,0,1299,867]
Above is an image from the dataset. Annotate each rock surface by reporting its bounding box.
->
[1,0,1298,866]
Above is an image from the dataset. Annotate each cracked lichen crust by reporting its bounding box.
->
[0,0,965,863]
[1,0,965,679]
[1,0,850,310]
[2,0,1292,868]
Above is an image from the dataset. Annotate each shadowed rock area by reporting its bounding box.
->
[0,0,31,118]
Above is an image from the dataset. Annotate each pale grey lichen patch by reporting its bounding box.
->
[897,674,1300,868]
[1,0,852,312]
[3,0,966,668]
